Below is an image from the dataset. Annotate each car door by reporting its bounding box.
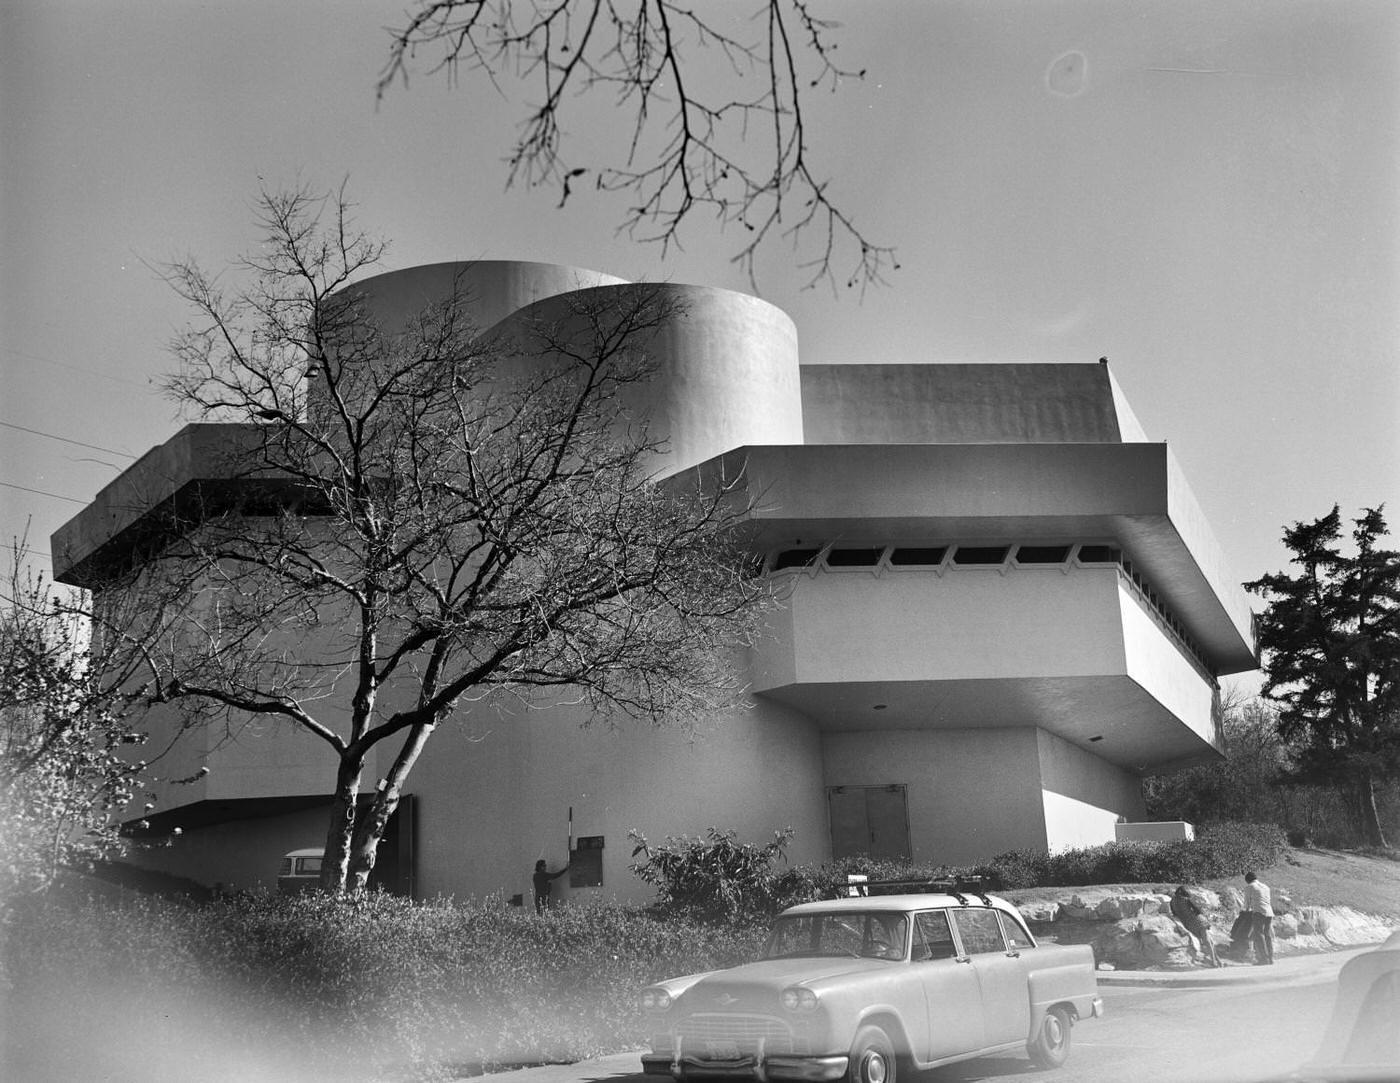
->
[950,907,1030,1046]
[913,909,986,1061]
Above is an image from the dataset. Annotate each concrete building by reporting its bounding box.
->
[52,261,1256,904]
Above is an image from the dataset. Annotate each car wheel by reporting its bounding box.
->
[848,1025,896,1083]
[1026,1005,1073,1069]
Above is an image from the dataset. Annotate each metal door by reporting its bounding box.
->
[826,784,911,859]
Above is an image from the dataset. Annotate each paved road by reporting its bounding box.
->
[491,949,1373,1083]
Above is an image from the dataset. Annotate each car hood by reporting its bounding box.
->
[676,957,893,1008]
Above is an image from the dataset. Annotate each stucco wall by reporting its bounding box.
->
[492,283,803,477]
[410,693,827,904]
[799,362,1135,445]
[820,727,1048,865]
[345,261,628,341]
[761,565,1127,689]
[1117,582,1220,749]
[1036,728,1145,851]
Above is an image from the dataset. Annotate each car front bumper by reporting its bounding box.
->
[642,1052,850,1082]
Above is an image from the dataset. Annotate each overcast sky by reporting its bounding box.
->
[3,0,1397,692]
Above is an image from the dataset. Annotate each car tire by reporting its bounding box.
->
[847,1025,897,1083]
[1026,1005,1073,1069]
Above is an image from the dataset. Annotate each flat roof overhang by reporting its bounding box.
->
[51,423,313,587]
[702,442,1257,676]
[756,676,1222,774]
[122,793,334,837]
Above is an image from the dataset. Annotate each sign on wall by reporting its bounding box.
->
[570,835,604,887]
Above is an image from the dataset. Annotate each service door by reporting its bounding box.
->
[827,784,911,860]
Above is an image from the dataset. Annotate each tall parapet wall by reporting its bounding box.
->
[800,361,1146,444]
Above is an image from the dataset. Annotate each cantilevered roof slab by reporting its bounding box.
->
[716,442,1256,675]
[756,676,1218,774]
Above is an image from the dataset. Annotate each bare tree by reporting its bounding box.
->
[377,0,896,294]
[0,537,156,896]
[100,184,770,893]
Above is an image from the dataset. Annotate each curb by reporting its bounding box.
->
[1094,943,1379,988]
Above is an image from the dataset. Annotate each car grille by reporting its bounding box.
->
[678,1013,795,1056]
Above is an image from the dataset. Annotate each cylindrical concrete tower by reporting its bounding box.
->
[493,281,803,477]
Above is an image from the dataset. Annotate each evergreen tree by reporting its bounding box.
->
[1245,506,1400,847]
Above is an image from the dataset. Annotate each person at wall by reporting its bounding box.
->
[533,858,570,913]
[1243,871,1275,965]
[1170,885,1219,967]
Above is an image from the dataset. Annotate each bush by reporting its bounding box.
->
[627,826,805,922]
[1,885,765,1081]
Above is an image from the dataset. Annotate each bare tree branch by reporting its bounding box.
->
[105,185,775,893]
[377,0,897,294]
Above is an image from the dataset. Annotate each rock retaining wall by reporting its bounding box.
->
[1011,887,1396,971]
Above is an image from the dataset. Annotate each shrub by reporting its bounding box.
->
[1,885,766,1081]
[627,826,802,921]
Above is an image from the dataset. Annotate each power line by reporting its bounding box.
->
[0,345,154,390]
[0,480,88,504]
[0,420,138,459]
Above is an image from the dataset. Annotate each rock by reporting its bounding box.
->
[1177,887,1221,912]
[1095,893,1168,920]
[1093,915,1196,970]
[1219,886,1244,910]
[1274,913,1299,939]
[1297,907,1329,936]
[1275,888,1294,914]
[1016,900,1059,925]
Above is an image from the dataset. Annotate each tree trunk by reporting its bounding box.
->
[1355,771,1388,848]
[347,784,400,892]
[321,753,366,893]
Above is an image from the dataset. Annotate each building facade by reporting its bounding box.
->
[52,261,1256,904]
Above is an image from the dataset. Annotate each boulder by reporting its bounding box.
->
[1274,913,1300,939]
[1016,899,1060,925]
[1297,907,1329,936]
[1093,915,1196,970]
[1094,893,1168,920]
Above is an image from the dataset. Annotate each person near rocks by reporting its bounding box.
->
[1170,885,1219,967]
[533,858,569,913]
[1243,871,1275,965]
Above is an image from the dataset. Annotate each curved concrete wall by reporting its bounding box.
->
[493,283,803,477]
[345,260,628,337]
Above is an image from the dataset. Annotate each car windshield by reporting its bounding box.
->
[764,911,909,960]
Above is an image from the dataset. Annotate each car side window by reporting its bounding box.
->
[999,911,1034,950]
[913,910,958,961]
[952,908,1007,955]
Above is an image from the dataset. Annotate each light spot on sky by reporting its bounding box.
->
[1046,50,1089,97]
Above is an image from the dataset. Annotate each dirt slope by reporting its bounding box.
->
[1205,847,1400,917]
[1006,848,1400,918]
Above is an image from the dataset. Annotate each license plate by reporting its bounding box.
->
[704,1041,741,1060]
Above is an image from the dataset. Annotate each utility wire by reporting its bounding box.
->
[0,480,87,504]
[0,420,138,459]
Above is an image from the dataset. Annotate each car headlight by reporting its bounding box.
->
[639,988,673,1012]
[780,987,819,1013]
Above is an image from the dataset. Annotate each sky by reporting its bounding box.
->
[3,0,1397,694]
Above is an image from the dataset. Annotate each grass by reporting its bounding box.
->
[1003,846,1400,918]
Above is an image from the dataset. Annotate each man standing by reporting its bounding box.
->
[533,858,569,913]
[1243,871,1274,965]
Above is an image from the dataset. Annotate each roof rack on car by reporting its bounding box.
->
[842,874,994,906]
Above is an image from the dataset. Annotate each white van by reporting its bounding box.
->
[278,847,324,894]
